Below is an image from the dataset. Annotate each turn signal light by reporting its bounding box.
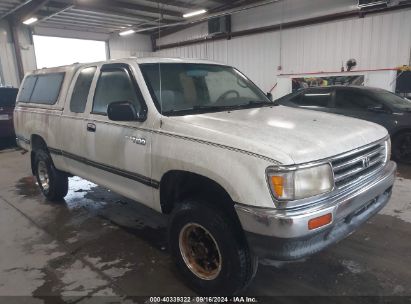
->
[270,176,284,197]
[308,213,332,230]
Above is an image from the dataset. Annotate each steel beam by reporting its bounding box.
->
[9,21,24,82]
[0,0,33,21]
[38,4,73,22]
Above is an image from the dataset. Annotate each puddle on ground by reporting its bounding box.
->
[15,176,41,197]
[341,259,363,274]
[14,175,168,252]
[98,214,168,251]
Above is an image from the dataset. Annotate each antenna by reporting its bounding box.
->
[158,0,163,126]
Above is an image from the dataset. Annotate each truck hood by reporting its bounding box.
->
[164,106,388,165]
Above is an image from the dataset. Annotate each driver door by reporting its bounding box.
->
[86,63,153,206]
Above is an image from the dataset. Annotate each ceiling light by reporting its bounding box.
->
[183,9,207,18]
[22,17,38,25]
[119,29,135,36]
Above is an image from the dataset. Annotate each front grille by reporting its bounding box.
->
[331,141,387,189]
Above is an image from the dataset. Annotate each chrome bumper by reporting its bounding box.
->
[235,161,396,260]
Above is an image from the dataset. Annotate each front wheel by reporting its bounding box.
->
[392,132,411,164]
[169,199,258,295]
[34,149,68,201]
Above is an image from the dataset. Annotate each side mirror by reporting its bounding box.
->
[266,92,273,101]
[107,101,138,121]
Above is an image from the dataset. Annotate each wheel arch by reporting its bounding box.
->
[159,170,241,226]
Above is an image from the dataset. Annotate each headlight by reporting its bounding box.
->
[385,138,391,163]
[267,163,334,202]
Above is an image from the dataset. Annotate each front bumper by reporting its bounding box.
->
[235,161,397,260]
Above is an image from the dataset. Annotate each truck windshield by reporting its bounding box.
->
[139,63,273,116]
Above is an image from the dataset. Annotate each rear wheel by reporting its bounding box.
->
[392,132,411,164]
[34,149,68,201]
[169,199,257,295]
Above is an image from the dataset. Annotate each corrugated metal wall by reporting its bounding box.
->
[230,0,358,32]
[109,34,153,59]
[156,0,358,45]
[154,9,411,92]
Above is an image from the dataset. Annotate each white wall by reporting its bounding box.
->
[108,33,152,59]
[154,8,411,92]
[156,0,358,46]
[230,0,358,32]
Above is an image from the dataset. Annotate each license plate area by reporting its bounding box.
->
[0,114,10,120]
[344,196,379,224]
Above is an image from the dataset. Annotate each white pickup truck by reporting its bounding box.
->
[14,57,396,295]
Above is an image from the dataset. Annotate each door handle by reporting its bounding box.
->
[87,123,96,132]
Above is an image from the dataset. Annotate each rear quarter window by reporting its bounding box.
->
[30,73,65,104]
[18,76,37,102]
[18,73,65,105]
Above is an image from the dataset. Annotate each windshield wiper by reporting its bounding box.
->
[193,101,275,111]
[164,101,275,116]
[247,100,276,106]
[163,105,235,116]
[192,101,273,111]
[192,105,239,111]
[192,102,270,112]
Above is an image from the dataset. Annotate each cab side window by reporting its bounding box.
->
[92,67,143,115]
[335,90,380,110]
[70,67,96,113]
[293,89,331,107]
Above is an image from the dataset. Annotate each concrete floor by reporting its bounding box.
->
[0,139,411,301]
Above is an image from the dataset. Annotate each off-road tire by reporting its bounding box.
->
[169,199,258,295]
[34,149,68,201]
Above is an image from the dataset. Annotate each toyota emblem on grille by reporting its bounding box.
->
[362,157,370,168]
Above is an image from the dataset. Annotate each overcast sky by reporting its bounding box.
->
[33,35,107,69]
